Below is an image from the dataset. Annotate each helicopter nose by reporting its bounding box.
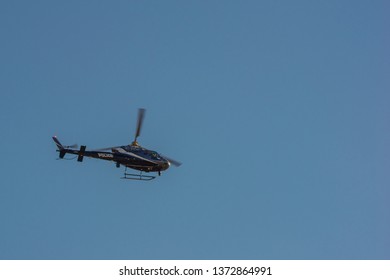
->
[162,161,170,170]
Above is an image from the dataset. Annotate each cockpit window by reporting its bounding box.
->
[150,151,160,160]
[123,146,162,160]
[124,145,131,152]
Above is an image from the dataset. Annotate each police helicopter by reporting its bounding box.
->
[52,108,181,180]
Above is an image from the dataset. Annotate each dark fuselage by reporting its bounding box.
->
[63,144,170,173]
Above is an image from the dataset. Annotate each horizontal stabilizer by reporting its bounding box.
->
[77,145,86,162]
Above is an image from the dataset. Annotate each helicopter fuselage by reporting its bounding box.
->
[56,141,170,173]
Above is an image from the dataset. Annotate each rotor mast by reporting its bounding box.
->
[131,108,145,146]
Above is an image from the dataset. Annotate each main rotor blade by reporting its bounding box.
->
[134,108,146,142]
[162,155,182,167]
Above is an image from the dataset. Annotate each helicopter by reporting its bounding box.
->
[52,108,181,180]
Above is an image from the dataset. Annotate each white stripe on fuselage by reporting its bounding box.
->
[116,148,157,165]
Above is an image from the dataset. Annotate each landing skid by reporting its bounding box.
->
[121,168,156,181]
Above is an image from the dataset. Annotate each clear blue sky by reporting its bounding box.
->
[1,0,389,259]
